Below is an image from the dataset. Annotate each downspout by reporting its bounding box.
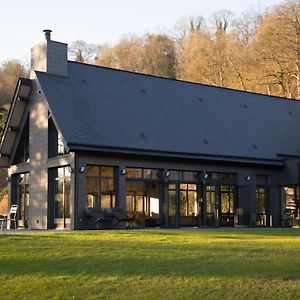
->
[297,162,300,228]
[74,153,79,230]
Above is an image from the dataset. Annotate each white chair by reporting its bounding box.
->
[0,204,18,231]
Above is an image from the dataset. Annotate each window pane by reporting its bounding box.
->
[55,179,64,218]
[188,191,198,216]
[86,166,100,177]
[168,184,176,190]
[101,195,111,208]
[188,184,197,191]
[180,184,188,190]
[169,171,179,181]
[64,178,71,218]
[256,175,269,185]
[86,178,99,208]
[180,191,187,216]
[182,171,197,182]
[144,169,161,179]
[127,168,143,178]
[101,166,114,177]
[221,193,230,213]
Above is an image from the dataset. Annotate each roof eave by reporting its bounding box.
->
[67,143,285,167]
[0,77,32,167]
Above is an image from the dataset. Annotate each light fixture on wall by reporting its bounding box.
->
[5,176,11,182]
[245,176,251,182]
[79,166,85,173]
[120,168,126,175]
[165,170,170,178]
[203,172,209,179]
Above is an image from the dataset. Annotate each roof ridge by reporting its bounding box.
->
[67,60,300,103]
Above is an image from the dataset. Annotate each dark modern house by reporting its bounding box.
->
[0,31,299,230]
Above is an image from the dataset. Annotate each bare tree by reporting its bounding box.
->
[69,40,97,63]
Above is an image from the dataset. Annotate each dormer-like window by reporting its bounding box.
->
[48,114,67,158]
[57,132,65,155]
[12,115,29,165]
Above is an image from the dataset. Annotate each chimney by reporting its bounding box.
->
[43,29,52,41]
[30,30,68,78]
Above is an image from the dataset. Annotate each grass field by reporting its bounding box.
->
[0,229,300,299]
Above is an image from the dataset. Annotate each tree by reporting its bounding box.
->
[253,0,300,98]
[142,34,177,78]
[96,34,177,78]
[69,40,97,63]
[95,36,144,72]
[0,60,27,108]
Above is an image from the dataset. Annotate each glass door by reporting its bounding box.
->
[179,184,198,226]
[126,181,161,227]
[54,167,71,229]
[205,185,217,226]
[219,185,235,226]
[167,184,179,227]
[282,187,299,228]
[18,173,29,228]
[256,187,268,226]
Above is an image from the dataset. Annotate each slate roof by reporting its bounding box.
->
[36,61,300,164]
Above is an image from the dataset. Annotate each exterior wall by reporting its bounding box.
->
[28,81,49,229]
[75,152,288,229]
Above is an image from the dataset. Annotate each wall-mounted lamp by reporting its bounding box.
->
[245,176,251,182]
[5,176,11,183]
[203,173,209,179]
[120,168,126,175]
[165,170,170,177]
[79,166,85,173]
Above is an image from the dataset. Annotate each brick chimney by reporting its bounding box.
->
[30,30,68,78]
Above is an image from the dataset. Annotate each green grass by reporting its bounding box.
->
[0,229,300,299]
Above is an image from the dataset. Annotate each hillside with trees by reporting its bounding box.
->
[69,0,300,99]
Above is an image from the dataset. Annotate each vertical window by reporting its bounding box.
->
[206,186,215,214]
[48,115,67,157]
[86,165,116,209]
[54,166,71,229]
[179,184,198,216]
[18,173,30,228]
[282,186,299,227]
[220,185,234,214]
[57,132,65,155]
[256,188,266,215]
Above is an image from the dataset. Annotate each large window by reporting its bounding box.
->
[126,168,162,227]
[179,184,198,217]
[54,167,71,229]
[18,173,29,228]
[282,186,299,227]
[48,116,67,157]
[13,116,29,164]
[168,170,198,182]
[86,165,116,209]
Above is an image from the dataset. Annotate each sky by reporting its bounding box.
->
[0,0,284,63]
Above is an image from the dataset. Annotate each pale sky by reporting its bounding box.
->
[0,0,284,63]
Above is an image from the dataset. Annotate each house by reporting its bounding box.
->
[0,30,299,230]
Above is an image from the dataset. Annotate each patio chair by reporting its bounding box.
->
[0,204,18,231]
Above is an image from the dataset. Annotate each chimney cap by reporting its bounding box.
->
[43,29,52,41]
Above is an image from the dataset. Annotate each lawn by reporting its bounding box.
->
[0,229,299,299]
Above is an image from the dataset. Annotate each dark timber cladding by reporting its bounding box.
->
[2,33,300,231]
